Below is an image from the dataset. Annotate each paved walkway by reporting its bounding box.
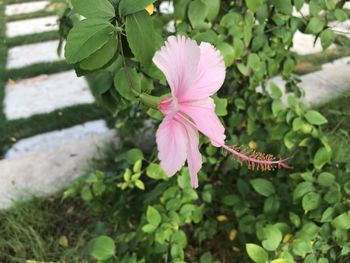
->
[0,1,116,209]
[0,1,349,209]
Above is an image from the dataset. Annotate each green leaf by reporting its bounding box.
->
[213,96,228,116]
[325,0,335,10]
[65,19,115,64]
[119,0,156,16]
[126,148,144,164]
[87,236,115,261]
[125,11,155,66]
[202,0,220,21]
[71,0,115,19]
[248,53,260,69]
[321,207,334,222]
[246,244,268,263]
[293,182,314,201]
[245,0,263,12]
[302,192,321,211]
[294,0,304,11]
[317,172,335,187]
[171,231,188,249]
[305,110,328,125]
[250,179,275,197]
[146,206,161,227]
[80,37,118,70]
[270,82,282,99]
[174,0,190,20]
[313,147,331,170]
[200,252,213,263]
[135,180,145,190]
[306,17,325,34]
[262,225,282,251]
[334,9,348,22]
[217,42,235,67]
[332,213,350,229]
[234,98,246,110]
[292,238,312,258]
[272,99,285,117]
[320,29,335,49]
[142,224,156,233]
[146,163,168,180]
[188,0,208,28]
[237,63,249,76]
[114,67,141,101]
[271,0,293,15]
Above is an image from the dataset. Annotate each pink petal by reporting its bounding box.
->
[182,120,202,188]
[156,115,188,177]
[180,98,226,147]
[152,35,200,99]
[180,42,226,102]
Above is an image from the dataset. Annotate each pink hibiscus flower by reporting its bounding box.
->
[153,35,291,188]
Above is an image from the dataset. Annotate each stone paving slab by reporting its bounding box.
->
[292,30,335,55]
[7,40,63,69]
[6,16,58,38]
[329,20,350,36]
[268,57,350,106]
[0,129,117,210]
[4,71,94,120]
[5,1,50,16]
[6,120,109,158]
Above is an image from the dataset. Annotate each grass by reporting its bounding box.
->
[318,91,350,164]
[0,196,95,262]
[294,46,350,75]
[6,9,57,22]
[6,30,59,47]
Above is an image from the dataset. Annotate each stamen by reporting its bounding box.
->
[176,113,293,171]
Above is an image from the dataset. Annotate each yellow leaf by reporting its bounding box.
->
[146,4,154,15]
[229,229,237,241]
[283,233,293,244]
[59,235,69,247]
[232,246,240,252]
[216,215,228,222]
[271,259,289,263]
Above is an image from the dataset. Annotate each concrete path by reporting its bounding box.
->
[0,1,116,209]
[268,57,350,106]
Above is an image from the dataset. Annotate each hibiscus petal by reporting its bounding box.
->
[152,35,200,99]
[156,115,188,177]
[180,98,226,147]
[182,121,202,189]
[181,42,226,102]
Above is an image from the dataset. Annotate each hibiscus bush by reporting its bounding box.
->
[58,0,350,262]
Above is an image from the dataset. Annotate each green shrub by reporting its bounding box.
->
[57,0,350,262]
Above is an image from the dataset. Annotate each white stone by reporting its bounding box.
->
[6,40,63,69]
[5,1,50,16]
[292,30,331,55]
[0,129,117,210]
[159,1,174,14]
[6,120,109,158]
[293,4,309,17]
[267,57,350,106]
[6,16,58,38]
[4,71,94,120]
[329,20,350,36]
